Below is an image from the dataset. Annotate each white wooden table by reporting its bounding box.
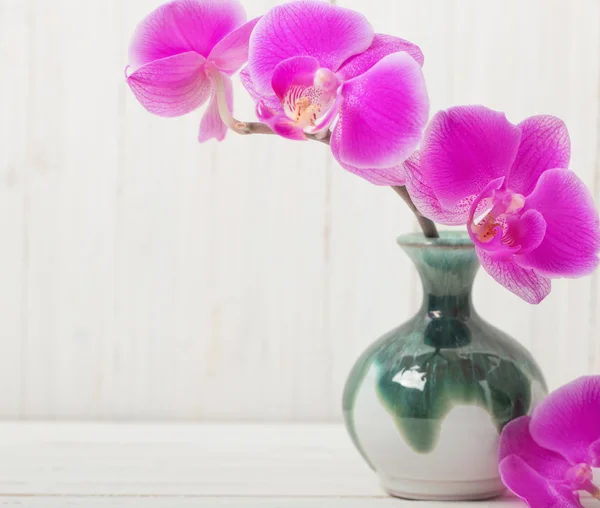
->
[0,423,593,507]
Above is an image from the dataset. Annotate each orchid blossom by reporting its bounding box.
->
[124,0,437,235]
[404,105,600,304]
[242,0,429,185]
[126,0,259,142]
[499,377,600,507]
[124,2,600,304]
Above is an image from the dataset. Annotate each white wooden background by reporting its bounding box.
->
[0,0,599,421]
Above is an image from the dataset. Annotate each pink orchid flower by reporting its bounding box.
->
[404,105,600,304]
[242,0,429,185]
[126,0,260,142]
[499,377,600,507]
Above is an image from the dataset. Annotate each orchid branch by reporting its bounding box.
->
[212,72,438,238]
[223,121,437,238]
[392,186,439,238]
[229,120,332,145]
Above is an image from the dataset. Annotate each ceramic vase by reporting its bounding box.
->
[342,232,547,501]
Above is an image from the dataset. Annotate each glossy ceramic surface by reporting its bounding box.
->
[342,232,547,500]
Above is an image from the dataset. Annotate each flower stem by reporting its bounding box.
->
[583,481,600,501]
[392,186,439,238]
[211,74,438,237]
[234,121,331,144]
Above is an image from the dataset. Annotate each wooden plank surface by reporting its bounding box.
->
[0,499,523,508]
[0,423,598,507]
[0,423,541,507]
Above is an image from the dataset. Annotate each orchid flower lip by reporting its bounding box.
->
[568,464,600,500]
[467,177,504,245]
[466,175,535,260]
[472,189,525,243]
[566,463,594,490]
[273,62,343,134]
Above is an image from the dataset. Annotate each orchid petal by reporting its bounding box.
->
[128,0,246,69]
[419,106,521,209]
[499,416,572,482]
[337,34,424,81]
[239,67,280,111]
[589,440,600,468]
[271,56,321,101]
[403,153,473,225]
[248,0,374,94]
[508,115,571,196]
[508,210,547,255]
[208,17,261,75]
[517,169,600,278]
[478,249,551,304]
[198,72,233,142]
[499,455,582,508]
[530,376,600,467]
[270,56,341,133]
[127,52,212,117]
[331,121,406,185]
[334,52,428,170]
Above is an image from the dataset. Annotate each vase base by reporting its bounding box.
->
[380,474,505,501]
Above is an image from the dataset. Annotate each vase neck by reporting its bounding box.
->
[399,233,479,321]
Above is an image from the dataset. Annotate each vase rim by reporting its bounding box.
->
[397,231,474,249]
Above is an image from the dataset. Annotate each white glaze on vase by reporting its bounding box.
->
[351,364,546,500]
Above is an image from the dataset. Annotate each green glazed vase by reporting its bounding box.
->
[342,232,547,501]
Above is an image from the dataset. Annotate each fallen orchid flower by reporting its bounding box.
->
[126,0,259,142]
[243,0,429,185]
[404,105,600,304]
[499,376,600,507]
